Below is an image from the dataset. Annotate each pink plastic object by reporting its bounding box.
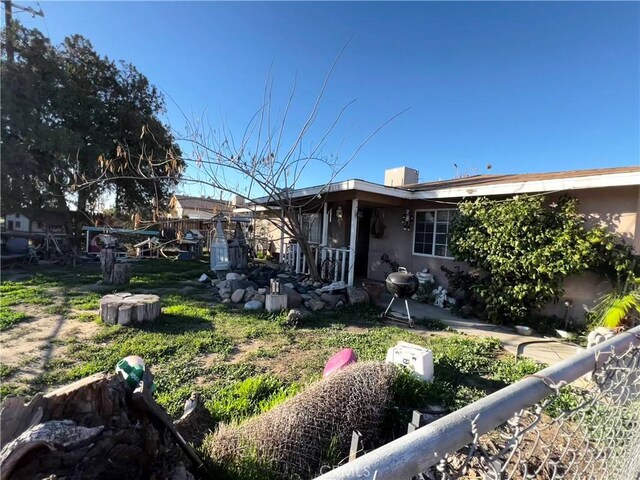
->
[323,348,358,378]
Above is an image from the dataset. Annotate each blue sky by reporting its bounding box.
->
[13,1,640,195]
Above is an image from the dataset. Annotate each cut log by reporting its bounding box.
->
[105,304,119,325]
[112,263,132,285]
[0,420,104,480]
[100,293,161,326]
[118,305,132,326]
[265,294,288,312]
[99,248,115,284]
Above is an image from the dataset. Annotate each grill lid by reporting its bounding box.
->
[386,270,419,298]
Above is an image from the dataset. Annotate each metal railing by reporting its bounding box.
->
[283,244,351,285]
[316,325,640,480]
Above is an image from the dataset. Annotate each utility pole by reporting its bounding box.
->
[2,0,44,62]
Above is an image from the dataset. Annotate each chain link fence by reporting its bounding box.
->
[316,326,640,480]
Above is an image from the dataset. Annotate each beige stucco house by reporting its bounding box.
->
[167,195,233,220]
[252,165,639,322]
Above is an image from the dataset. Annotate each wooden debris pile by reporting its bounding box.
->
[0,373,194,480]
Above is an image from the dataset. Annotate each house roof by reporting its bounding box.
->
[172,195,232,211]
[252,165,640,204]
[400,166,640,192]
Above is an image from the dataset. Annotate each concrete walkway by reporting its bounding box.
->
[378,293,583,366]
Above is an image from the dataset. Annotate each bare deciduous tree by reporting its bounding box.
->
[72,52,407,281]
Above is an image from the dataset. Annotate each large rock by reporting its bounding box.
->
[247,267,278,287]
[249,293,266,304]
[229,279,258,292]
[226,272,242,281]
[244,300,264,310]
[321,293,347,309]
[286,308,311,326]
[217,280,231,297]
[243,287,258,302]
[231,289,245,303]
[283,286,303,308]
[347,287,370,305]
[305,299,325,311]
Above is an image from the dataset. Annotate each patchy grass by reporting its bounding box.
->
[72,312,101,323]
[203,375,301,423]
[0,308,30,331]
[0,362,16,380]
[67,292,102,310]
[0,282,54,308]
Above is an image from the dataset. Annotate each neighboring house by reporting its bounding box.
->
[253,165,640,322]
[1,211,67,234]
[29,211,67,234]
[2,213,30,233]
[166,195,233,220]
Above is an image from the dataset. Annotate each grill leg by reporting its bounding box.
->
[405,299,414,328]
[381,296,396,319]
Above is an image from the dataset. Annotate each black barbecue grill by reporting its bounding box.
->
[381,268,420,327]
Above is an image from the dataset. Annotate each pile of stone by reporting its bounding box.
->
[210,269,371,314]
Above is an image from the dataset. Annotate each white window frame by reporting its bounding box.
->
[412,208,456,259]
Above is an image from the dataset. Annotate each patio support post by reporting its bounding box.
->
[348,198,358,287]
[279,217,284,261]
[86,229,91,254]
[321,202,329,272]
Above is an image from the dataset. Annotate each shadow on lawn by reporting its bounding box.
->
[140,314,215,335]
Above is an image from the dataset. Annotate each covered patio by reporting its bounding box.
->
[272,187,410,286]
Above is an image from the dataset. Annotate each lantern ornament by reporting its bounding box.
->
[402,210,413,231]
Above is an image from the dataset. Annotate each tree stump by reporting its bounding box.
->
[100,249,131,285]
[112,263,132,285]
[100,248,115,284]
[99,293,161,325]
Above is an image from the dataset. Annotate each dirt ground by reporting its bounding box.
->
[0,302,102,384]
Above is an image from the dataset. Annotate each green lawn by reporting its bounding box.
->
[0,259,542,425]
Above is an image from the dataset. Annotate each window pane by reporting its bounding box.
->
[436,223,448,233]
[436,234,447,244]
[434,244,446,257]
[424,211,435,223]
[414,210,436,255]
[436,210,449,222]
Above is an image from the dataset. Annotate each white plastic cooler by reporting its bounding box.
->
[385,341,434,381]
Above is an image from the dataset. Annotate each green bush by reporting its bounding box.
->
[449,195,634,324]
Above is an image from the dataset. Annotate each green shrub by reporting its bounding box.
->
[449,195,635,324]
[413,280,435,304]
